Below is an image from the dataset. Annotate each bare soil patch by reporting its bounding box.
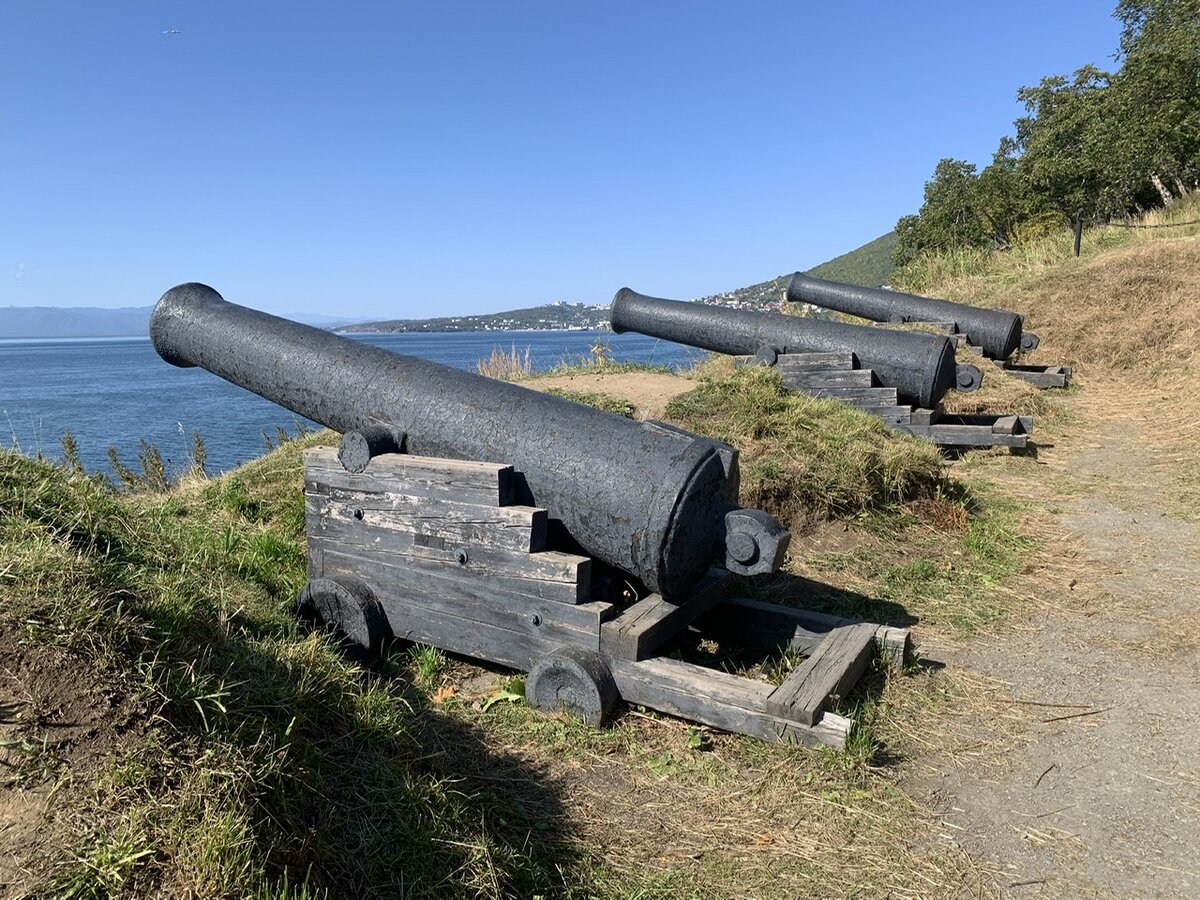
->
[527,370,695,420]
[0,627,145,896]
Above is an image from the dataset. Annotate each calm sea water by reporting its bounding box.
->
[0,330,706,477]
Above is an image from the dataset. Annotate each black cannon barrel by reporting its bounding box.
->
[786,272,1039,359]
[150,283,788,599]
[610,288,981,409]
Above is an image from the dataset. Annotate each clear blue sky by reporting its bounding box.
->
[2,2,1121,319]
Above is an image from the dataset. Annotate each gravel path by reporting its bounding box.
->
[912,385,1200,897]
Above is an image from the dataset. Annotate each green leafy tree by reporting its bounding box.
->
[894,159,989,264]
[895,1,1197,263]
[1109,0,1200,203]
[1013,65,1118,217]
[974,139,1052,246]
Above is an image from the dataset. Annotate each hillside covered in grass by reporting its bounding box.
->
[805,231,898,287]
[3,201,1198,895]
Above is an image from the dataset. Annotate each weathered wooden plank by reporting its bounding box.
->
[373,588,593,671]
[307,487,547,553]
[765,623,877,725]
[991,415,1019,434]
[908,405,942,426]
[773,351,857,371]
[998,363,1071,388]
[862,405,913,425]
[694,595,911,667]
[846,396,909,410]
[781,370,877,389]
[796,385,899,404]
[305,446,515,507]
[319,543,612,634]
[938,413,1030,434]
[600,569,731,661]
[900,423,1029,448]
[311,510,589,602]
[606,656,852,748]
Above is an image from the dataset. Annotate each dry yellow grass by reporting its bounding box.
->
[894,195,1200,515]
[476,343,533,380]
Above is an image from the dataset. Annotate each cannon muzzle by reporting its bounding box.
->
[786,272,1030,361]
[610,288,978,408]
[150,283,788,598]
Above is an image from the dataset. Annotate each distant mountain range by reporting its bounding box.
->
[0,306,356,339]
[0,306,154,339]
[2,233,896,338]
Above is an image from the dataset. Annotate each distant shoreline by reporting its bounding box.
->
[1,326,618,344]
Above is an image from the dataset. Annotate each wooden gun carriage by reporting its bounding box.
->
[301,444,909,749]
[150,283,907,749]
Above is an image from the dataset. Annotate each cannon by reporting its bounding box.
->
[150,283,912,748]
[785,272,1039,360]
[610,288,982,409]
[150,283,787,600]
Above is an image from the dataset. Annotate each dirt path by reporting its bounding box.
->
[912,385,1200,897]
[527,371,696,420]
[535,367,1200,896]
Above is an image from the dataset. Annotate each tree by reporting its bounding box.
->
[1109,0,1200,202]
[1012,65,1119,218]
[894,159,989,264]
[974,139,1051,246]
[893,1,1200,263]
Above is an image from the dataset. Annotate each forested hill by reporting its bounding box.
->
[806,232,897,287]
[694,231,897,311]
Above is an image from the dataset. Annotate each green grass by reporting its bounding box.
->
[0,375,1043,896]
[665,366,947,527]
[539,359,676,377]
[0,442,623,897]
[761,485,1036,636]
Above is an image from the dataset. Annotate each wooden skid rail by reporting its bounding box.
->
[998,361,1072,389]
[733,352,1035,451]
[303,446,907,749]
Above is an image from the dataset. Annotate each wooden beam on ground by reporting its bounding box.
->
[695,595,910,666]
[765,623,877,725]
[606,656,852,749]
[600,569,731,660]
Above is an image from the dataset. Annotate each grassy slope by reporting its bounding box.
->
[4,203,1195,896]
[806,231,898,287]
[0,383,1033,898]
[893,193,1200,515]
